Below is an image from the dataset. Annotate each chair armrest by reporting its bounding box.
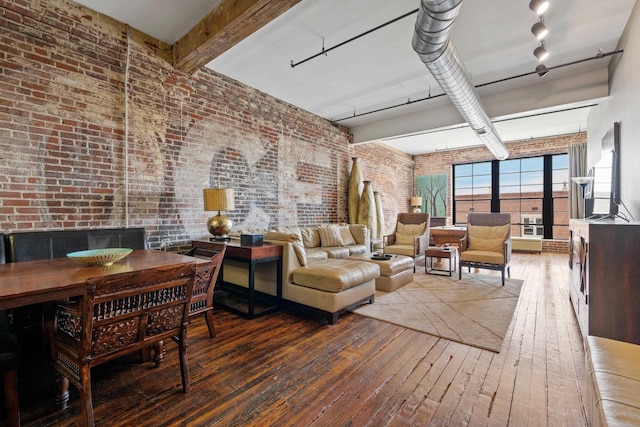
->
[504,238,512,263]
[459,236,468,252]
[55,303,82,340]
[384,233,396,246]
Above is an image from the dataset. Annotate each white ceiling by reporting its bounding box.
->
[74,0,636,156]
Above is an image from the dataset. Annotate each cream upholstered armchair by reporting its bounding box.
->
[458,213,512,285]
[384,213,430,271]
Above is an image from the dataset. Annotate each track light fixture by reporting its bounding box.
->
[534,41,549,61]
[529,0,549,15]
[531,18,548,40]
[535,63,549,77]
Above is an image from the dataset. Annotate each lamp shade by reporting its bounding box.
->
[529,0,549,15]
[534,44,549,61]
[410,196,422,207]
[531,21,548,40]
[203,188,235,211]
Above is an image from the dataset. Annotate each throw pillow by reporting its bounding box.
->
[397,221,426,236]
[339,225,357,246]
[300,227,320,248]
[468,224,510,252]
[263,231,307,266]
[317,226,345,247]
[395,233,414,245]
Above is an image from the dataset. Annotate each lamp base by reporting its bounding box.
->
[412,207,421,213]
[207,212,233,238]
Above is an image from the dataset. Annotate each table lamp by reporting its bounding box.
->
[203,187,235,240]
[410,196,422,213]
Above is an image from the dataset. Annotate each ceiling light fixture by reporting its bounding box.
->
[531,18,548,40]
[535,63,549,77]
[534,41,549,61]
[529,0,549,15]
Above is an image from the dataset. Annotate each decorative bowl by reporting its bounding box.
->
[67,248,133,266]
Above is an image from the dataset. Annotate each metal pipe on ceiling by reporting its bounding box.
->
[412,0,509,160]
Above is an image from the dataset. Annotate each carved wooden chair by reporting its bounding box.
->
[383,213,431,271]
[52,262,196,426]
[458,213,512,286]
[184,245,226,337]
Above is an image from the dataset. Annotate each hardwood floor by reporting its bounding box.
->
[13,252,587,426]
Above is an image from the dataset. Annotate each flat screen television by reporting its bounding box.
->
[585,122,620,218]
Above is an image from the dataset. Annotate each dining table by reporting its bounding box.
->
[0,249,207,311]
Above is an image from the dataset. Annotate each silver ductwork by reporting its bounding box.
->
[412,0,509,160]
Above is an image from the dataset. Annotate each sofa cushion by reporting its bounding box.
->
[468,224,509,252]
[586,336,640,427]
[300,226,320,248]
[339,225,356,246]
[347,244,368,255]
[263,231,307,266]
[318,226,344,248]
[319,247,350,259]
[293,259,380,293]
[348,224,368,245]
[305,248,329,263]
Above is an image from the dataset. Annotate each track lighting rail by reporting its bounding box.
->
[330,49,623,123]
[291,9,418,68]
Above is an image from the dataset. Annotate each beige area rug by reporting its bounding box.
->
[354,271,524,352]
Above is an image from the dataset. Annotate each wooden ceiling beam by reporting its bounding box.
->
[173,0,301,73]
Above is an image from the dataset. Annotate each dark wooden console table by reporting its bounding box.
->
[191,240,283,319]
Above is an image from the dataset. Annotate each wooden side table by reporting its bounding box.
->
[425,246,458,276]
[190,240,283,319]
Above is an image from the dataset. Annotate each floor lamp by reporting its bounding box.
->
[571,176,594,219]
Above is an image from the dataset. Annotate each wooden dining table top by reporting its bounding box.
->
[0,249,205,310]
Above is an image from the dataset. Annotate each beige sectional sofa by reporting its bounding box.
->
[225,224,379,324]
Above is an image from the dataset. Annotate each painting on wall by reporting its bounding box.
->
[416,174,447,217]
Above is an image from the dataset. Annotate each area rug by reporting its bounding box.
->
[353,272,524,352]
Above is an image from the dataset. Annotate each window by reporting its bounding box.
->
[453,153,568,239]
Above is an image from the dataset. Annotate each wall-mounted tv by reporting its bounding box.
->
[585,122,620,219]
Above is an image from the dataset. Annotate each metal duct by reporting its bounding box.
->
[412,0,509,160]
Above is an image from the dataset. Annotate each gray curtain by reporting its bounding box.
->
[569,142,588,218]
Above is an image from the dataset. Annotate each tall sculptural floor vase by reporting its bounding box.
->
[358,181,377,239]
[348,157,364,225]
[374,191,384,240]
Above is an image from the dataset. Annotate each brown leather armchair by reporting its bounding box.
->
[384,213,431,271]
[458,213,512,285]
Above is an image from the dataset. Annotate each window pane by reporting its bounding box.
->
[500,159,520,173]
[455,164,472,177]
[553,154,568,169]
[521,157,543,171]
[473,162,492,175]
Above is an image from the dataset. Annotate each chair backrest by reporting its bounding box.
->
[467,213,511,229]
[56,262,195,364]
[466,213,512,252]
[395,213,431,231]
[185,246,226,316]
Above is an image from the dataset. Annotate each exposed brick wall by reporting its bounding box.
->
[0,0,586,252]
[349,142,414,236]
[0,0,369,248]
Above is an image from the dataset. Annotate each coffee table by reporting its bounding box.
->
[425,246,458,276]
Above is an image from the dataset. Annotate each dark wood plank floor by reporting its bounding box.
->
[10,252,587,426]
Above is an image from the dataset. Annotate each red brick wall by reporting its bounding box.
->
[0,0,585,251]
[0,0,371,247]
[349,143,414,236]
[414,133,586,252]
